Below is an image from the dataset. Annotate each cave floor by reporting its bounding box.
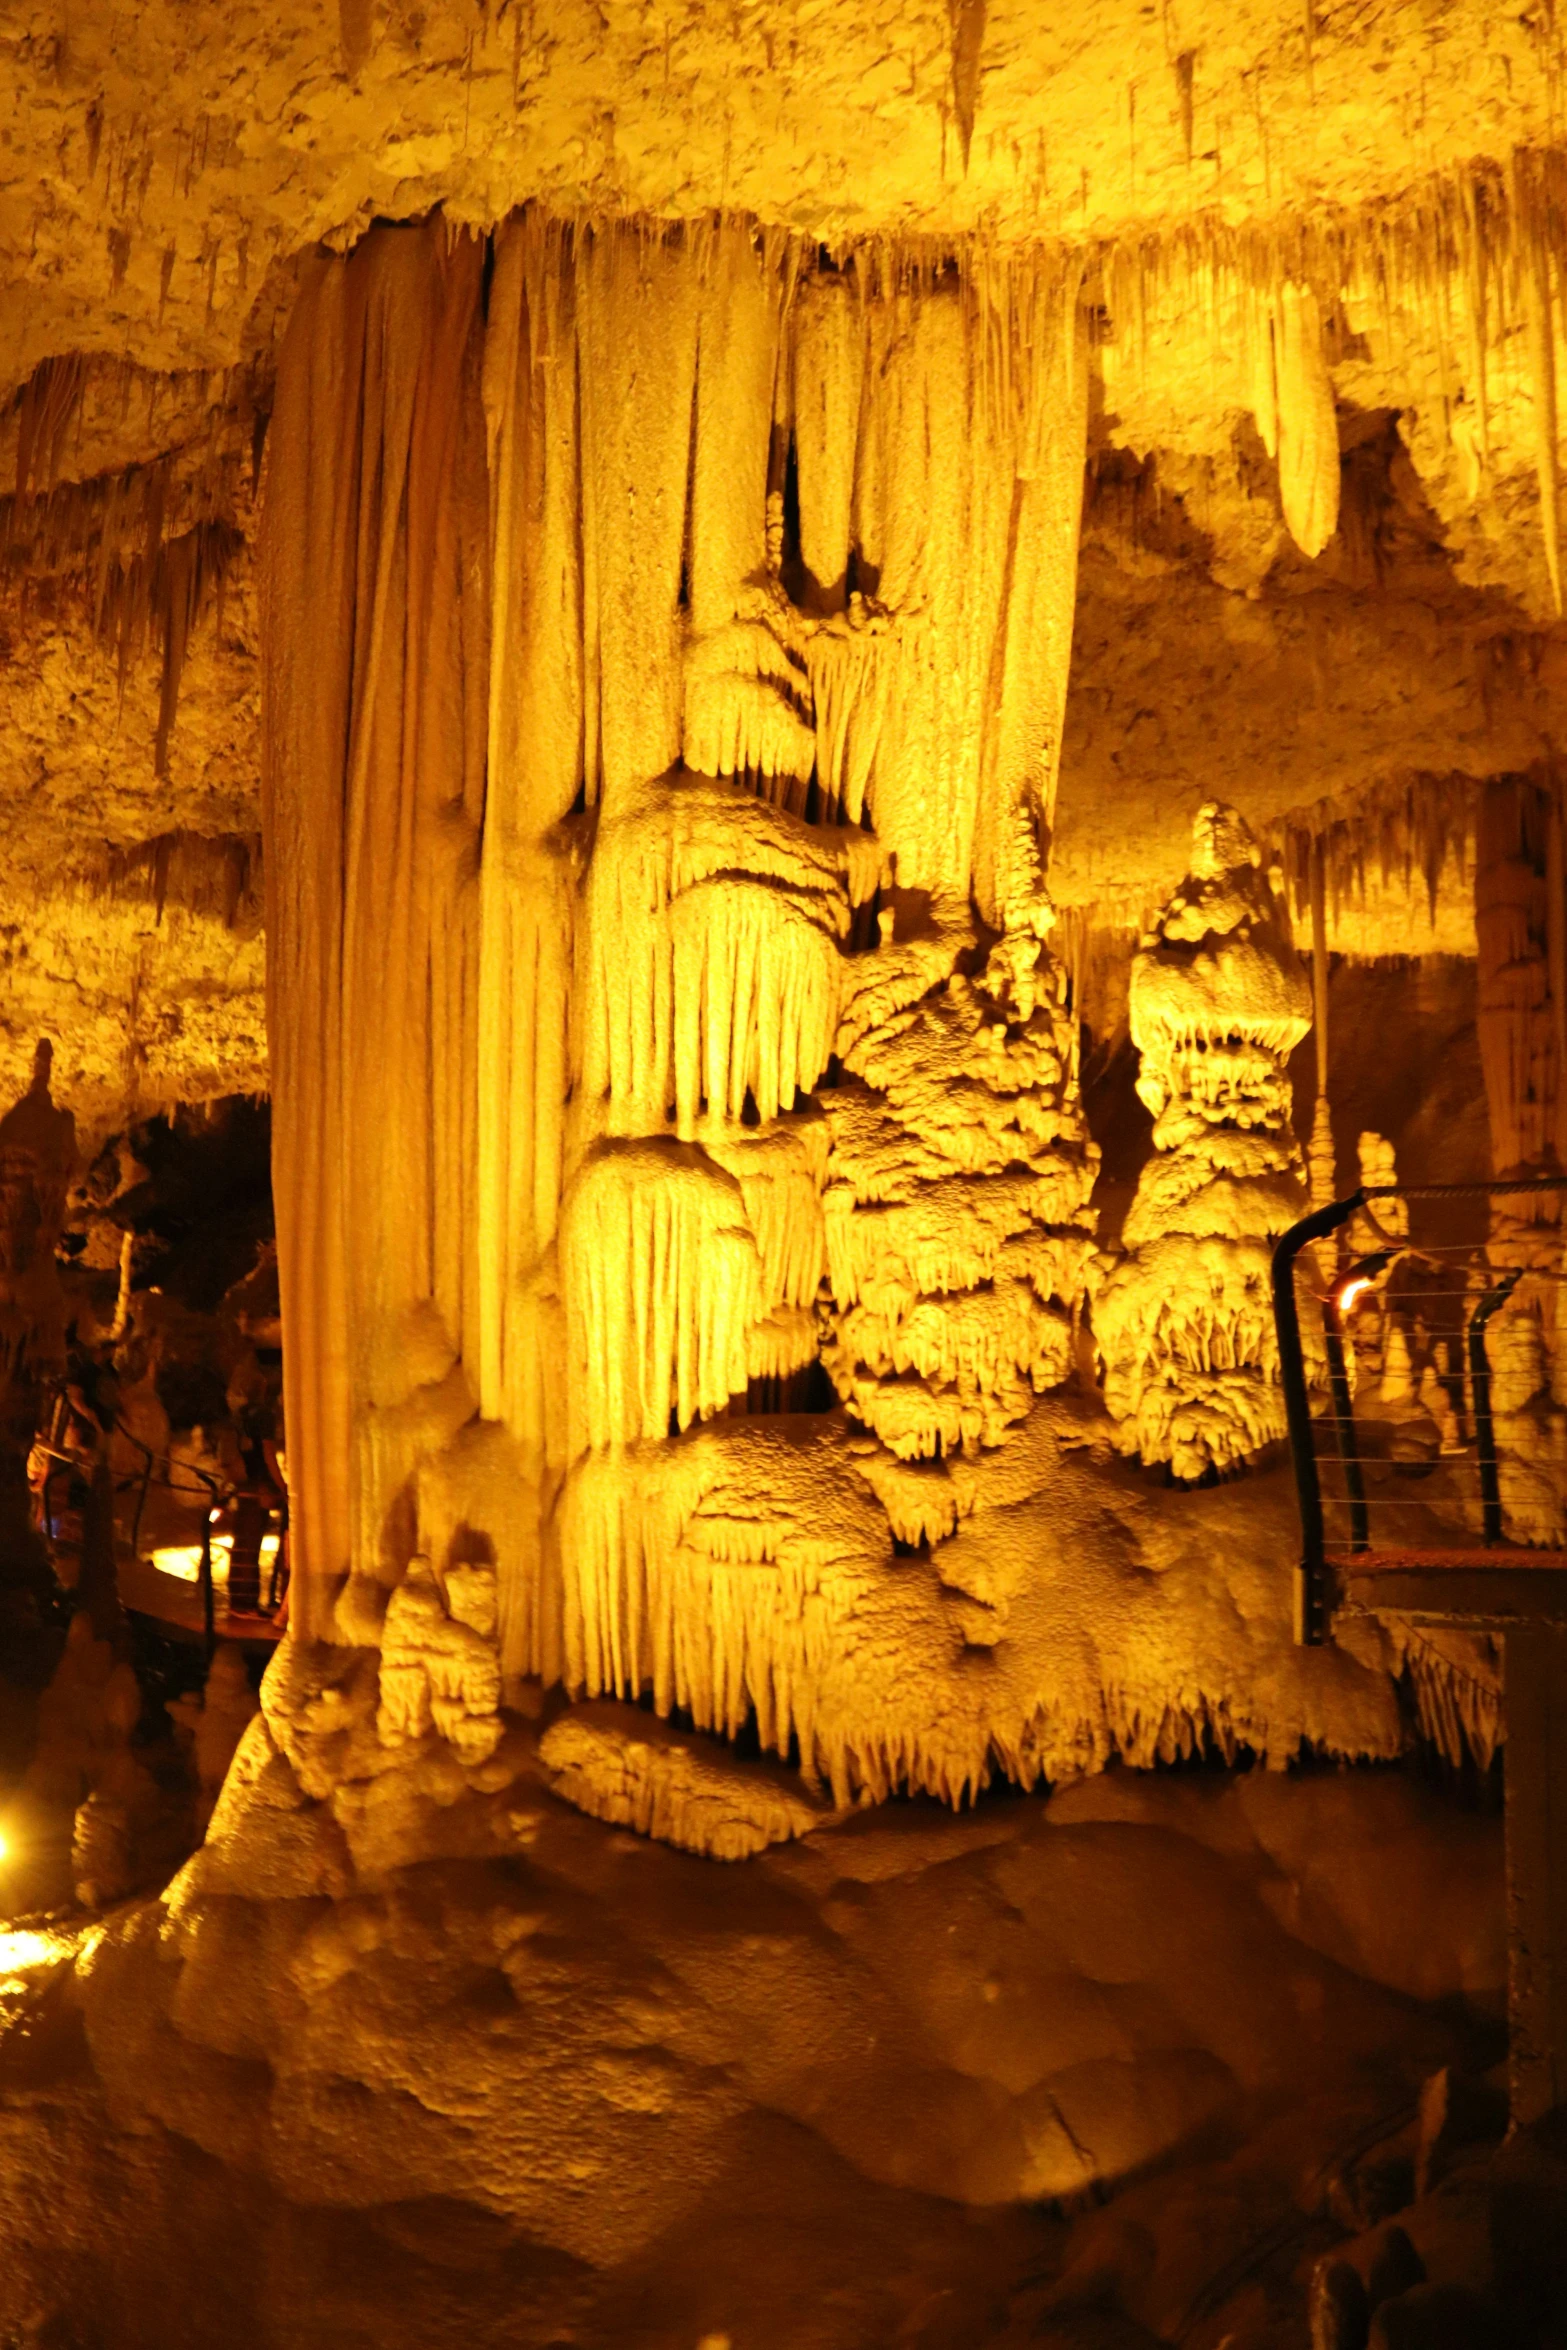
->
[0,1756,1511,2350]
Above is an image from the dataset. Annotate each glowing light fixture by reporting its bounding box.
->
[1334,1249,1395,1318]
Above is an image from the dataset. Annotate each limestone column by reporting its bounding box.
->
[260,222,491,1650]
[0,1040,76,1608]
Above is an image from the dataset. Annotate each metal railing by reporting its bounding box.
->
[32,1399,287,1659]
[1272,1177,1567,1645]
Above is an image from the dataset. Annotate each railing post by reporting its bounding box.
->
[1469,1268,1524,1548]
[1272,1192,1366,1646]
[1322,1291,1369,1556]
[197,1472,218,1663]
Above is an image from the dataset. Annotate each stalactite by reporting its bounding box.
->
[89,830,261,929]
[1249,282,1279,461]
[577,223,702,808]
[803,617,890,825]
[573,770,876,1136]
[790,271,861,614]
[478,212,583,1505]
[1274,281,1340,559]
[1399,1627,1503,1772]
[680,223,821,800]
[557,1417,995,1804]
[687,219,781,638]
[683,620,816,797]
[1275,773,1477,939]
[554,1404,1402,1809]
[839,258,1090,922]
[1098,151,1567,614]
[1460,171,1493,487]
[1513,150,1563,617]
[10,354,85,500]
[1,451,243,775]
[559,1139,762,1452]
[1091,804,1313,1480]
[702,1114,828,1316]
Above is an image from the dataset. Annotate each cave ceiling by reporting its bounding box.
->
[4,0,1557,377]
[0,0,1562,1125]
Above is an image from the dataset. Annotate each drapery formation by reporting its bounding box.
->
[262,212,1096,1762]
[261,223,489,1645]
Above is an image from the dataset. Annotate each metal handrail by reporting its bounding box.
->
[1271,1176,1567,1646]
[32,1394,286,1658]
[1271,1192,1365,1644]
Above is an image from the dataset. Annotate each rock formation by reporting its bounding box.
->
[1092,803,1312,1480]
[2,12,1567,2345]
[0,1042,77,1456]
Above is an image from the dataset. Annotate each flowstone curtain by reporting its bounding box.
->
[261,221,488,1641]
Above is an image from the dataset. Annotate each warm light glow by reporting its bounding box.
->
[150,1530,278,1583]
[152,1537,229,1582]
[1338,1276,1374,1314]
[0,1829,9,1864]
[0,1929,66,1974]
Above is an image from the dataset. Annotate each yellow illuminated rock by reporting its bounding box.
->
[0,7,1564,2344]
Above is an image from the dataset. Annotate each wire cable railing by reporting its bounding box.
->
[31,1389,288,1660]
[1272,1178,1567,1644]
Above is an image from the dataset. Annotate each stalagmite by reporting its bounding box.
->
[376,1555,504,1765]
[1092,803,1312,1479]
[822,881,1096,1461]
[0,1041,76,1460]
[842,263,1090,922]
[682,224,816,796]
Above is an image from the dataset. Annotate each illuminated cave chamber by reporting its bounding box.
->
[246,203,1567,1832]
[13,7,1567,2334]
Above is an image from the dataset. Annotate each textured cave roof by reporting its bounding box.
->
[2,0,1557,382]
[0,0,1557,1124]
